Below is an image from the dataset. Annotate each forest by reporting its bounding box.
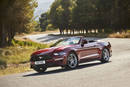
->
[40,0,130,35]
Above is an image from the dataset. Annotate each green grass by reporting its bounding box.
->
[12,39,49,49]
[0,40,50,76]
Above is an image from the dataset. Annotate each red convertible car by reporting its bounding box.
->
[30,37,112,72]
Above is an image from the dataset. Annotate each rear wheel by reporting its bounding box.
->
[34,66,47,73]
[100,48,110,63]
[65,52,78,69]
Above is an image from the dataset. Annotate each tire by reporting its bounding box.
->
[34,66,47,73]
[65,52,78,69]
[100,48,110,63]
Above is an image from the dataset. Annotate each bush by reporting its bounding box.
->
[127,30,130,33]
[104,28,113,33]
[0,58,7,69]
[46,24,56,30]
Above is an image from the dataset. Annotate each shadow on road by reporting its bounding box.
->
[23,61,111,77]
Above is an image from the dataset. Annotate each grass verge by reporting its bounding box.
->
[0,40,50,76]
[0,63,31,76]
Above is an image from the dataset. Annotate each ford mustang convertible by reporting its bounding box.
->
[30,37,112,72]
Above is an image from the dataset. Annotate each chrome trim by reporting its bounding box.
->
[55,58,64,61]
[81,53,99,59]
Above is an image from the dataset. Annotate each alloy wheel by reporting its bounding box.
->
[67,53,78,69]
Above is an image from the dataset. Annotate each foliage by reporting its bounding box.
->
[43,0,130,35]
[49,0,73,34]
[0,0,37,47]
[39,12,49,31]
[46,24,56,30]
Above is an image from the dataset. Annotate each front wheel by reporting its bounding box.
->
[65,52,78,69]
[34,66,47,73]
[100,48,110,63]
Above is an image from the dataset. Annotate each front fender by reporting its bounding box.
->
[62,47,79,65]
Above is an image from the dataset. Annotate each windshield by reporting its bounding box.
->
[55,37,81,47]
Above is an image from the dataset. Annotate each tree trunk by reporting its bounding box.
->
[73,29,74,35]
[98,28,102,33]
[59,28,62,35]
[0,24,2,46]
[66,29,68,35]
[0,23,7,47]
[63,29,64,35]
[7,26,15,46]
[85,29,88,34]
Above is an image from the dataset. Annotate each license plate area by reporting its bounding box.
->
[35,60,45,65]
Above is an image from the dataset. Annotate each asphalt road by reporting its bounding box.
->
[0,35,130,87]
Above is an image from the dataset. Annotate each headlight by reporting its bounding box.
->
[53,53,59,56]
[53,52,66,56]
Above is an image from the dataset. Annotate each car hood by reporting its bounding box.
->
[31,45,74,56]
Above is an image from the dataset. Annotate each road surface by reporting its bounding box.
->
[24,34,100,44]
[0,34,130,87]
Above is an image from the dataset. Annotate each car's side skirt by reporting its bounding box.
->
[80,53,99,59]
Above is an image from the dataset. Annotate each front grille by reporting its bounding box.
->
[30,54,52,62]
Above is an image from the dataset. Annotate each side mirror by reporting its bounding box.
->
[81,40,88,47]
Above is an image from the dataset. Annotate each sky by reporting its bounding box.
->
[34,0,55,20]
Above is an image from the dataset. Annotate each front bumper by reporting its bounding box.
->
[30,57,66,68]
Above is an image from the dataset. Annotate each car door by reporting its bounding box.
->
[78,39,100,60]
[84,42,100,59]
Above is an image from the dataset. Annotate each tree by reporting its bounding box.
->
[72,0,99,34]
[0,0,37,47]
[72,0,130,34]
[39,12,48,31]
[49,0,72,34]
[48,0,130,35]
